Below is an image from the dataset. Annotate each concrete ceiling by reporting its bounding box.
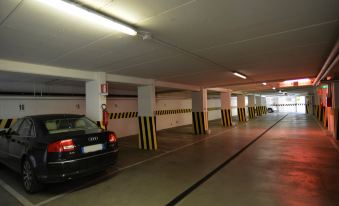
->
[0,0,338,91]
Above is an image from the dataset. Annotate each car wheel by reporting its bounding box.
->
[22,158,42,193]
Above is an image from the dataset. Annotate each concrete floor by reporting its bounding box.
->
[0,113,338,206]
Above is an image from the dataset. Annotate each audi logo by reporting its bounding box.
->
[88,136,99,142]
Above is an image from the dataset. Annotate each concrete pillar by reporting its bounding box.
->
[314,87,320,118]
[220,92,232,126]
[255,96,262,116]
[305,95,313,114]
[262,97,267,115]
[237,95,246,122]
[86,72,106,127]
[138,85,157,150]
[192,89,208,134]
[331,82,339,139]
[247,95,256,119]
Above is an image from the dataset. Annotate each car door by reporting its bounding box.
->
[0,131,8,163]
[0,119,23,166]
[7,118,35,172]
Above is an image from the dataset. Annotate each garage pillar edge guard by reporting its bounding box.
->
[192,89,208,134]
[305,96,313,114]
[192,112,208,134]
[138,85,157,150]
[237,95,247,122]
[138,116,157,150]
[261,97,267,115]
[220,92,232,127]
[0,118,17,129]
[255,96,262,116]
[247,95,256,119]
[221,109,232,127]
[248,107,256,118]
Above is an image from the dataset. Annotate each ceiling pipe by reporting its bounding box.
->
[319,55,339,83]
[313,39,339,86]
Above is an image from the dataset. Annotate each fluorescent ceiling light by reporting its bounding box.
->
[262,82,267,85]
[272,87,276,90]
[233,72,247,79]
[38,0,137,36]
[283,78,310,84]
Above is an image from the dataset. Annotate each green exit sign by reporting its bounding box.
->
[321,85,328,89]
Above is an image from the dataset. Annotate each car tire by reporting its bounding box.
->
[22,158,43,193]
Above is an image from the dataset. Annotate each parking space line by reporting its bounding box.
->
[2,115,284,206]
[166,114,288,206]
[36,126,237,206]
[0,179,34,206]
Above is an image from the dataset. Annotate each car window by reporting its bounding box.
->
[44,117,98,134]
[17,119,35,137]
[11,118,23,133]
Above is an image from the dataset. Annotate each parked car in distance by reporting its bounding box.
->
[0,114,118,193]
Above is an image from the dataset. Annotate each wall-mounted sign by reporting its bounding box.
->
[101,83,108,96]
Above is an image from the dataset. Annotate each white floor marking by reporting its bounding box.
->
[0,179,34,206]
[35,128,235,206]
[2,115,284,206]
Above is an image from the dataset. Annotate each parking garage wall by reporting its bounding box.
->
[0,96,224,138]
[0,96,85,118]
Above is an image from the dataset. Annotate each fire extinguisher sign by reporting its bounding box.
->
[101,83,108,96]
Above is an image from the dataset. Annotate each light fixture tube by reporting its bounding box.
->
[38,0,137,36]
[262,82,267,85]
[233,72,247,79]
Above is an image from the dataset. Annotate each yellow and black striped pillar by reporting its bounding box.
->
[138,116,157,150]
[256,106,262,116]
[96,121,106,129]
[237,108,247,122]
[248,107,256,119]
[313,104,316,116]
[221,109,232,126]
[0,118,17,129]
[306,104,310,114]
[318,105,321,119]
[322,106,328,127]
[255,106,259,116]
[319,105,324,122]
[192,112,208,134]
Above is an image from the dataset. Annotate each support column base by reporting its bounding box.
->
[192,112,208,134]
[221,109,232,126]
[237,108,247,122]
[248,107,256,119]
[138,116,157,150]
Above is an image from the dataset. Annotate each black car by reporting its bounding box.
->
[0,114,118,193]
[267,108,274,113]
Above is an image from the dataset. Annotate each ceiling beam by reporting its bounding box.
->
[0,59,95,81]
[106,73,154,85]
[207,88,232,93]
[155,80,200,91]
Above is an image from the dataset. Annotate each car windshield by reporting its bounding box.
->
[44,117,98,134]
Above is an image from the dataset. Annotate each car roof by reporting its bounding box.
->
[26,114,85,121]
